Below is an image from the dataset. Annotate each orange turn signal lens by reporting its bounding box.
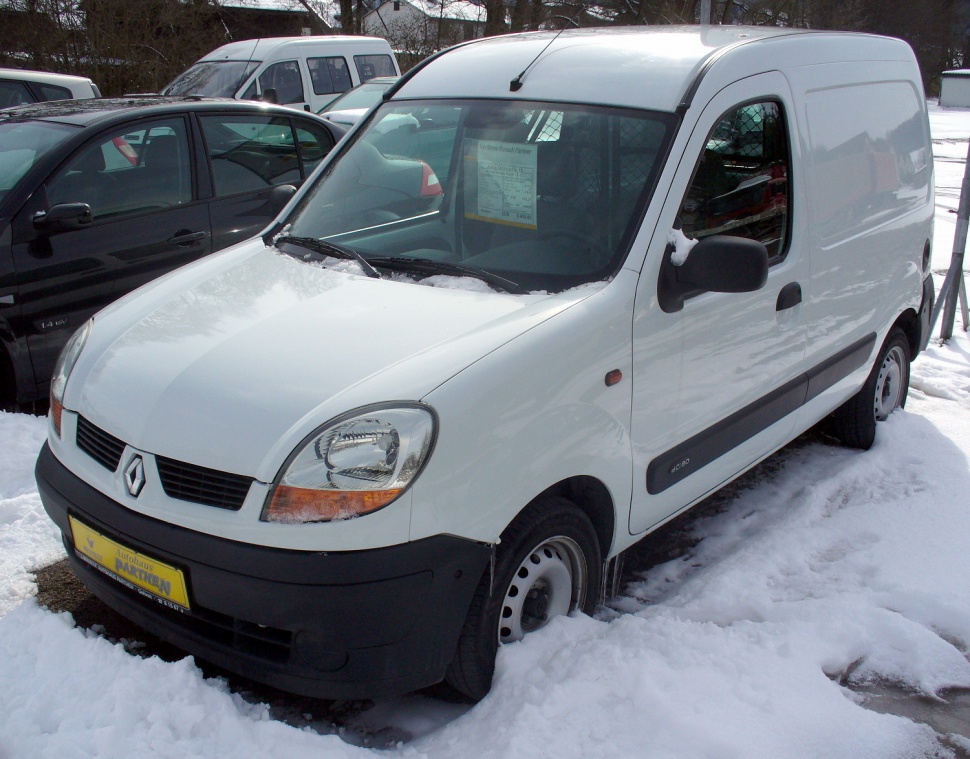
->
[263,485,403,523]
[51,397,64,437]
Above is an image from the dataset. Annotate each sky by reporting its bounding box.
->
[0,104,969,759]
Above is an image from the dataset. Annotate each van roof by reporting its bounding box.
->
[0,67,95,87]
[394,26,915,114]
[200,35,392,62]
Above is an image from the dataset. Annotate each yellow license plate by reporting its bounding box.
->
[69,515,190,611]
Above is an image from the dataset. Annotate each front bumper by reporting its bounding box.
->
[37,443,491,699]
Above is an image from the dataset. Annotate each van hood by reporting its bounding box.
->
[72,246,589,480]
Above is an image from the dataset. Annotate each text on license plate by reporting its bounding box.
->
[69,515,190,611]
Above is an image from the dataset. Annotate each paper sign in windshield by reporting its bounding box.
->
[465,139,537,229]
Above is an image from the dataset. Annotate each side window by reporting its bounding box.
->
[0,80,35,108]
[307,57,352,96]
[46,118,192,221]
[679,101,790,260]
[200,115,301,196]
[354,55,395,82]
[294,122,336,176]
[242,61,304,105]
[35,83,73,102]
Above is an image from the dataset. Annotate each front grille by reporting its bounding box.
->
[75,415,252,510]
[76,416,125,471]
[156,456,252,511]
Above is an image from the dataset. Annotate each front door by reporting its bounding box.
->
[630,72,808,535]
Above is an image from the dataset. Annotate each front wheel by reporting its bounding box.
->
[445,496,601,701]
[829,327,911,449]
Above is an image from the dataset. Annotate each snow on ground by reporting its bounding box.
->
[1,106,970,759]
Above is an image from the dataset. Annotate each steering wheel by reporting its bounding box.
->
[537,230,608,268]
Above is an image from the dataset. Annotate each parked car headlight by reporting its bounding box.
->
[50,319,91,437]
[262,404,436,523]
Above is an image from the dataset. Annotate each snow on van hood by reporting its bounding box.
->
[71,244,589,480]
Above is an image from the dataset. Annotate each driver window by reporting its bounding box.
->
[679,101,790,261]
[46,118,192,221]
[243,61,304,105]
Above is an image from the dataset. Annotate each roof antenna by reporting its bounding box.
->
[510,26,568,92]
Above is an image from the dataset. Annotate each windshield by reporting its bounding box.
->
[322,80,395,113]
[286,99,674,293]
[0,120,77,207]
[162,60,260,97]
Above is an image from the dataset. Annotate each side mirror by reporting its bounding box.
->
[266,184,297,214]
[33,203,93,233]
[659,234,768,313]
[261,87,278,104]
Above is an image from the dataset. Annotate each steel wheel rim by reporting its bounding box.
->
[498,536,587,644]
[874,345,905,421]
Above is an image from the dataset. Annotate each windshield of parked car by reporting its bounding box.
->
[162,60,260,97]
[320,79,396,114]
[286,99,674,293]
[0,119,77,207]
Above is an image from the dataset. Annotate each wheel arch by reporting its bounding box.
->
[530,475,616,560]
[892,307,920,360]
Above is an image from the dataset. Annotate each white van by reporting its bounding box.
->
[39,26,935,703]
[162,36,399,112]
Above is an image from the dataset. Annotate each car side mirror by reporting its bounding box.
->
[33,203,93,234]
[262,87,278,104]
[658,234,769,313]
[266,184,297,214]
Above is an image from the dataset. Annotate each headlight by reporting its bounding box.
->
[262,404,436,523]
[50,320,91,437]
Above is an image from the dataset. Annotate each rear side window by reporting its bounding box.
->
[679,101,790,261]
[308,57,352,96]
[0,80,35,108]
[200,115,303,196]
[354,55,395,82]
[35,83,73,101]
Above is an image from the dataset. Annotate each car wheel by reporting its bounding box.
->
[829,327,910,449]
[445,496,601,701]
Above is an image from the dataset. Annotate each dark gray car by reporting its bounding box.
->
[0,96,344,408]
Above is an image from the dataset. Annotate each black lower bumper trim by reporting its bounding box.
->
[37,443,491,699]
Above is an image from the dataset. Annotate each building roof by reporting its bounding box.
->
[373,0,485,23]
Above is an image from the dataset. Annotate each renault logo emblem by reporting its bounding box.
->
[124,455,146,497]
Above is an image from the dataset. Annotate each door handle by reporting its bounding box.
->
[169,230,207,246]
[776,282,802,311]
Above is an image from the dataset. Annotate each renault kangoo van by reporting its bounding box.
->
[40,26,935,703]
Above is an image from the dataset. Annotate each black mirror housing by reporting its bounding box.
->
[266,184,297,215]
[659,234,769,313]
[33,203,93,233]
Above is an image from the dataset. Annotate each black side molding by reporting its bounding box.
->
[647,333,876,495]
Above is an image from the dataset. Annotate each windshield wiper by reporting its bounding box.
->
[368,256,525,294]
[275,235,381,280]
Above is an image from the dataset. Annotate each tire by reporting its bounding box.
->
[829,327,910,450]
[445,496,602,701]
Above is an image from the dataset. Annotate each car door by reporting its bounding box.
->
[306,56,354,112]
[9,114,210,396]
[200,112,338,250]
[629,72,808,535]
